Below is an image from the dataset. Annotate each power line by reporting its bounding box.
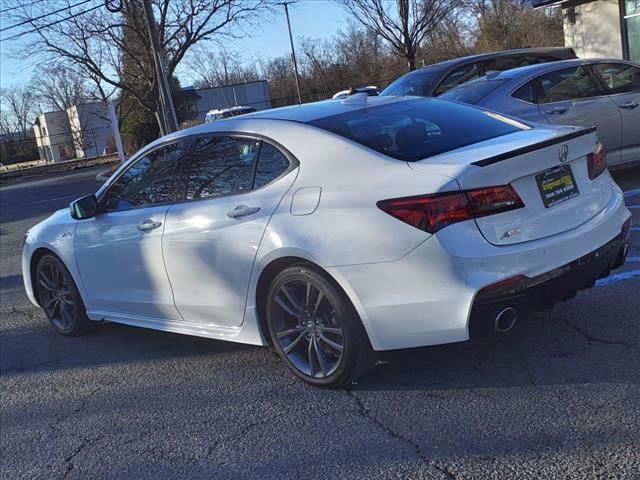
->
[1,3,102,42]
[0,0,95,33]
[0,0,46,15]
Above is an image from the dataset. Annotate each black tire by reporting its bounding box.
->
[35,254,90,336]
[266,264,375,388]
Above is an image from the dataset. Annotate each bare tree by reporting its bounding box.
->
[0,86,38,140]
[469,0,564,51]
[188,47,261,89]
[333,0,457,71]
[423,7,474,62]
[29,62,95,112]
[5,0,277,132]
[0,86,39,164]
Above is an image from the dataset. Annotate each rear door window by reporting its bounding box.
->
[536,66,602,103]
[186,136,260,200]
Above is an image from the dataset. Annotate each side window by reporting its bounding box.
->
[434,64,480,95]
[104,141,187,211]
[483,55,526,72]
[254,143,290,188]
[536,66,602,104]
[591,63,640,94]
[512,80,538,103]
[186,136,259,200]
[524,54,564,66]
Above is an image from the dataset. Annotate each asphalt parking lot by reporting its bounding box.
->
[1,165,639,479]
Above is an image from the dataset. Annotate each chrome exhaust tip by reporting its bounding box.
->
[494,307,518,333]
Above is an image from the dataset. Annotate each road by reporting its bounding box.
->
[1,166,639,479]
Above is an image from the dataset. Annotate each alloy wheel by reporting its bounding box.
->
[38,262,76,333]
[271,280,344,378]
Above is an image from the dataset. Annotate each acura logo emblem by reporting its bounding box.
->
[559,144,569,163]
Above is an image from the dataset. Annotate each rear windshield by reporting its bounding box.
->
[439,79,508,105]
[307,98,524,161]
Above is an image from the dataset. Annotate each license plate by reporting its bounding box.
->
[536,164,579,208]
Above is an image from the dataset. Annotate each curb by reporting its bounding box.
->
[0,156,119,185]
[96,170,113,182]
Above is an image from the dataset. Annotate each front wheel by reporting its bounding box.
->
[266,264,375,388]
[35,254,90,336]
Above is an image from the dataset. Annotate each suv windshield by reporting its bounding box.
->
[308,98,525,162]
[381,71,439,97]
[439,79,509,105]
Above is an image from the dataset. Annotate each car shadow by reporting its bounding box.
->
[0,274,24,292]
[0,318,255,377]
[355,297,640,392]
[3,289,639,393]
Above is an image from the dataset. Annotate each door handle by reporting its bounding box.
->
[227,205,260,218]
[547,106,568,115]
[137,219,162,231]
[619,101,639,110]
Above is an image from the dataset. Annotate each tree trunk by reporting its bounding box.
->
[154,111,166,137]
[406,45,417,71]
[407,55,417,71]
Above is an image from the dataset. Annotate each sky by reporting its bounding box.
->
[0,0,351,89]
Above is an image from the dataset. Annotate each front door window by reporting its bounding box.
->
[103,141,187,211]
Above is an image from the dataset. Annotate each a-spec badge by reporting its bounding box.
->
[501,227,521,239]
[559,144,569,163]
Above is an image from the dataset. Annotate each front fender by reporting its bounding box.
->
[22,211,86,309]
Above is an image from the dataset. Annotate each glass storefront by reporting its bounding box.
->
[625,0,640,62]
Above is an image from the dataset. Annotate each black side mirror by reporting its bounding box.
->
[70,194,99,220]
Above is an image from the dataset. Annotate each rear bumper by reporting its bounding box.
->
[468,218,630,338]
[329,182,631,351]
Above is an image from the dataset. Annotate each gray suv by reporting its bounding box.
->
[381,47,577,97]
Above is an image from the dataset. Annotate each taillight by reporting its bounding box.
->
[587,141,606,180]
[377,185,523,234]
[466,186,525,217]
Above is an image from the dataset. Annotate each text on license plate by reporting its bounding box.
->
[535,164,579,208]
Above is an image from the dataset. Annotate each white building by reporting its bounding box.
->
[32,110,75,163]
[67,102,112,159]
[32,103,114,163]
[31,80,273,162]
[533,0,639,62]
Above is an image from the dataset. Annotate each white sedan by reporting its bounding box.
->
[23,95,632,387]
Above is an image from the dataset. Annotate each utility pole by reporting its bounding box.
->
[282,2,302,105]
[141,0,178,134]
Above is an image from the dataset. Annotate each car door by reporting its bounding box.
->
[534,65,624,165]
[591,62,640,166]
[74,140,189,319]
[162,135,297,327]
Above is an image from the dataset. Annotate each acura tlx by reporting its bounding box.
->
[23,95,631,387]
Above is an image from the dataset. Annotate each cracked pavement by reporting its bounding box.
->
[1,166,639,479]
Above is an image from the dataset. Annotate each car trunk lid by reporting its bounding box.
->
[408,127,611,245]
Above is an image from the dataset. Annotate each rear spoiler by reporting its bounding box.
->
[471,126,596,167]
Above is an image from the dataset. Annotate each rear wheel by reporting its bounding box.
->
[35,255,90,336]
[266,264,375,388]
